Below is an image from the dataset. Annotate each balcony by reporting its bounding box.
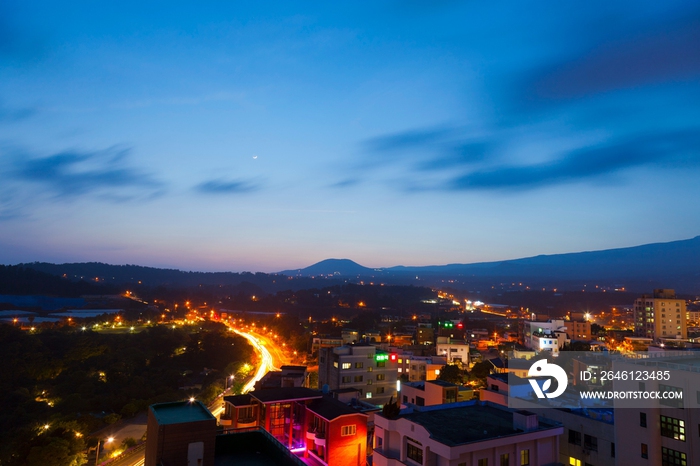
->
[373,448,403,466]
[236,417,257,428]
[314,431,326,447]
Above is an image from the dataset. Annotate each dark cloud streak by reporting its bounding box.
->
[448,129,700,191]
[5,146,164,200]
[195,179,259,194]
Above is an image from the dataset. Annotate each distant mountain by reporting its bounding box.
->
[280,259,376,277]
[284,236,700,294]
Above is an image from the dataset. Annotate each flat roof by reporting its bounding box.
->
[250,387,323,403]
[150,401,215,425]
[399,403,559,446]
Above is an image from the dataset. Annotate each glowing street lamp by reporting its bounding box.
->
[95,437,114,465]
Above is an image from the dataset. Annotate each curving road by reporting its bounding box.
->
[233,329,283,393]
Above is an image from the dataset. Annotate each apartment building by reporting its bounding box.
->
[633,289,687,340]
[319,344,398,405]
[614,354,700,466]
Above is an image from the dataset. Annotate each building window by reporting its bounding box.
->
[365,392,372,398]
[341,362,351,370]
[367,380,372,385]
[660,416,686,442]
[341,425,356,436]
[398,368,402,373]
[478,460,488,466]
[584,435,598,452]
[640,412,647,427]
[354,375,363,382]
[520,449,530,465]
[333,361,339,368]
[407,443,423,465]
[377,387,385,394]
[568,429,581,446]
[569,458,581,466]
[355,362,364,369]
[611,442,615,458]
[659,384,684,408]
[377,361,386,368]
[415,396,425,406]
[500,453,509,466]
[661,447,687,466]
[641,443,648,459]
[377,374,386,381]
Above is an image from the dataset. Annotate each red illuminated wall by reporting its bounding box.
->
[326,413,367,466]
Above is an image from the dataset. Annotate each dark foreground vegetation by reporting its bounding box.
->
[0,322,253,466]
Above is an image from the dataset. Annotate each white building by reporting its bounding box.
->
[523,320,568,354]
[613,353,700,465]
[436,338,471,364]
[374,401,563,466]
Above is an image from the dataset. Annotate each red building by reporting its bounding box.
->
[223,387,368,466]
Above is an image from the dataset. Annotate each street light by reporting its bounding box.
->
[95,437,114,465]
[226,375,235,391]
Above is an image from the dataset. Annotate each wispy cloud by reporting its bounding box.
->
[195,178,260,194]
[2,145,165,201]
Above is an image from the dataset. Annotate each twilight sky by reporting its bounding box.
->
[1,1,699,272]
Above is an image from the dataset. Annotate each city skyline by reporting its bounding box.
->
[2,1,699,272]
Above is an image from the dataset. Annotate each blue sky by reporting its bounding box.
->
[1,1,699,272]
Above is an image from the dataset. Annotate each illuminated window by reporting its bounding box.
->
[569,458,581,466]
[365,392,372,399]
[355,362,363,369]
[661,447,687,466]
[500,454,509,466]
[341,362,351,370]
[660,416,686,442]
[377,374,385,381]
[520,449,529,465]
[341,425,356,436]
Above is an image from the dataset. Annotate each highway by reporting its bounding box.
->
[233,329,282,393]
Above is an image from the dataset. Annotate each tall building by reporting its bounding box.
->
[634,289,687,340]
[319,344,398,405]
[613,353,700,465]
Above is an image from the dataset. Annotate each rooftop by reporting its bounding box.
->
[398,402,559,446]
[307,395,367,421]
[224,394,253,406]
[250,387,323,403]
[150,400,215,425]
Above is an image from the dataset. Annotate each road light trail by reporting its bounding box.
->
[233,329,279,393]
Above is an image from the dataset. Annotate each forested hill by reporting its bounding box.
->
[0,265,117,297]
[17,262,338,293]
